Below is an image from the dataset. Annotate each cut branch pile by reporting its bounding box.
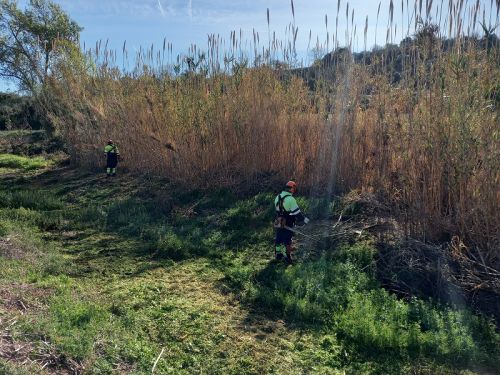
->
[376,237,500,324]
[293,191,500,324]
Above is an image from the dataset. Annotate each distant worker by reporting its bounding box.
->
[274,180,309,264]
[104,139,120,177]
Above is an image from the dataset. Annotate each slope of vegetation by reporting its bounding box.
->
[0,159,498,374]
[0,93,46,131]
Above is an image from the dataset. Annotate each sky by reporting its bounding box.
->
[2,0,499,92]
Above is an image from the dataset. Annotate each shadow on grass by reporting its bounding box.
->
[218,242,500,373]
[1,166,277,281]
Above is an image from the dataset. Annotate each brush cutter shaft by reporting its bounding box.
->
[283,226,322,242]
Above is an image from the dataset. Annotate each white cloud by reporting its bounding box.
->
[157,0,166,17]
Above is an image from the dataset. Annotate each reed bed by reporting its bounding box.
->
[47,0,499,258]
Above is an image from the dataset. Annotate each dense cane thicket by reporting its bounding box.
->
[46,3,499,264]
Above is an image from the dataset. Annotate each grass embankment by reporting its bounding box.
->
[0,153,52,172]
[0,161,498,374]
[0,130,55,172]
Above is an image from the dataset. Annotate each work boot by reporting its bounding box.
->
[112,173,116,177]
[275,245,285,261]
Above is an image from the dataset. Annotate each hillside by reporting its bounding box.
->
[0,148,498,374]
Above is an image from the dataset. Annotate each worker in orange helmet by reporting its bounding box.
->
[273,180,309,264]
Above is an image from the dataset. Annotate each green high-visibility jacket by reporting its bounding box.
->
[274,191,301,217]
[104,144,119,154]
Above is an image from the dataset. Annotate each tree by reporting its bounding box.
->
[0,0,82,93]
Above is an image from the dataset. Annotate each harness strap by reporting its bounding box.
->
[277,193,291,216]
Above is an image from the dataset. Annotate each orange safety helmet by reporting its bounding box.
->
[285,180,297,193]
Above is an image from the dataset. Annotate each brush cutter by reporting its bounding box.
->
[274,216,320,242]
[283,225,323,243]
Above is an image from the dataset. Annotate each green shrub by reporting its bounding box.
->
[202,230,225,248]
[296,197,332,219]
[0,219,9,236]
[105,199,151,235]
[0,207,63,232]
[197,188,237,210]
[223,257,257,291]
[70,206,105,228]
[0,207,40,226]
[156,231,192,260]
[37,211,66,231]
[0,359,34,375]
[224,202,254,229]
[336,290,500,368]
[336,241,377,270]
[249,255,372,323]
[227,238,500,370]
[223,194,274,230]
[41,252,67,277]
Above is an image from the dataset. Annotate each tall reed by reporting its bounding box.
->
[48,1,499,257]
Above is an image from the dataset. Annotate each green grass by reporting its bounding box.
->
[0,166,498,374]
[0,153,52,171]
[0,190,63,210]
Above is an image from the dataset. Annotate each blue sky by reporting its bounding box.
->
[51,0,499,54]
[2,0,498,91]
[56,0,498,56]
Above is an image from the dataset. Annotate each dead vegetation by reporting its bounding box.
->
[0,284,82,374]
[0,236,39,261]
[298,191,500,325]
